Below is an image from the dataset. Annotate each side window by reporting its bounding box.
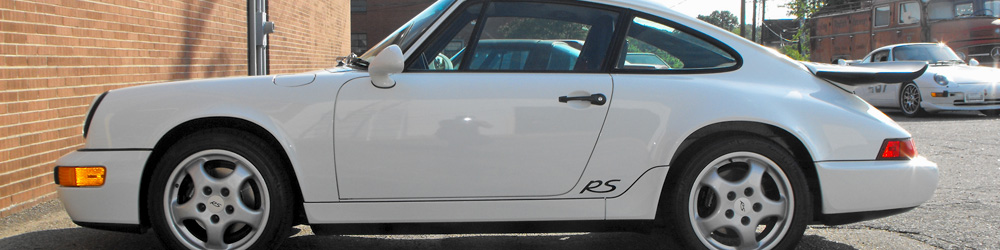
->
[874,6,891,27]
[955,3,974,17]
[615,16,737,71]
[871,50,890,62]
[409,3,483,71]
[465,2,618,72]
[899,2,921,25]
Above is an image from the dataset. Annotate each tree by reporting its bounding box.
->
[781,0,846,61]
[697,10,739,32]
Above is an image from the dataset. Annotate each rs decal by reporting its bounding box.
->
[580,179,621,194]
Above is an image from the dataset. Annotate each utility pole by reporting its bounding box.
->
[761,0,766,45]
[741,0,746,38]
[752,0,758,42]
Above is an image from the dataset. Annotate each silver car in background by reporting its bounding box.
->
[849,43,1000,117]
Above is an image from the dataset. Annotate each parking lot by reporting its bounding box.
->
[0,110,996,249]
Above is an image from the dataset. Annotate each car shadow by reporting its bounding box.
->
[0,226,856,250]
[797,235,858,250]
[884,110,996,122]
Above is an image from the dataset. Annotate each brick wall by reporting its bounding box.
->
[0,0,349,218]
[351,0,434,54]
[269,0,350,74]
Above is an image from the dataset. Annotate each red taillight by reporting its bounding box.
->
[878,139,918,160]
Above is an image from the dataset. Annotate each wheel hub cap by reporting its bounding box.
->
[734,198,751,216]
[207,196,225,214]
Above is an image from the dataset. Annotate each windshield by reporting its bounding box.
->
[357,0,456,63]
[892,44,963,64]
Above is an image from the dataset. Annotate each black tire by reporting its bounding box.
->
[148,128,293,250]
[662,136,811,250]
[900,82,927,117]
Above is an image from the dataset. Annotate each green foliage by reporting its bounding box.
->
[697,10,739,31]
[780,44,810,61]
[626,37,684,68]
[497,18,590,40]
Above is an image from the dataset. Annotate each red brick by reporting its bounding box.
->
[1,0,348,218]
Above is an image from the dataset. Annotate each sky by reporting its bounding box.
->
[664,0,796,21]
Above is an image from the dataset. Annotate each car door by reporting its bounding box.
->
[334,1,620,199]
[855,49,894,107]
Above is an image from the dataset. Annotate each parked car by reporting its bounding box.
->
[54,0,939,249]
[846,43,1000,117]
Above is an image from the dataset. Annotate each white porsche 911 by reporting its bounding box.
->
[849,43,1000,117]
[54,0,939,249]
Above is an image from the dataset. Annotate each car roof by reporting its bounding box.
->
[872,43,943,52]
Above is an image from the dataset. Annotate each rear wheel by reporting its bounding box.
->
[663,136,811,250]
[900,82,926,117]
[148,129,293,250]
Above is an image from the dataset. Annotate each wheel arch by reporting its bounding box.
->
[657,121,824,223]
[138,117,307,227]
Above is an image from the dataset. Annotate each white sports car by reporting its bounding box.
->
[54,0,939,249]
[850,43,1000,117]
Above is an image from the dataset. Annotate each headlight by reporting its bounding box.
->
[933,74,951,86]
[83,91,109,138]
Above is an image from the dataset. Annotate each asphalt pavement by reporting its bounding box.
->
[1,110,995,250]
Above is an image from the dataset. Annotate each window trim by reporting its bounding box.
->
[874,5,892,28]
[608,11,744,75]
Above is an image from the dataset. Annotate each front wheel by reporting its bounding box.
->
[663,136,811,250]
[900,82,926,117]
[148,129,294,250]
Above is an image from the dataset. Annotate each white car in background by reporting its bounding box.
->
[54,0,939,249]
[849,43,1000,117]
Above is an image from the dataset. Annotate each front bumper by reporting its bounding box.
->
[55,150,151,225]
[922,84,1000,112]
[814,156,938,215]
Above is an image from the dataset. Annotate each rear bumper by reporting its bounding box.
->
[815,156,938,215]
[55,150,151,225]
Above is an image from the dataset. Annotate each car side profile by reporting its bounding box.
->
[54,0,939,249]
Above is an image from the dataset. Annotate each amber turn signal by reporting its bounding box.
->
[57,167,107,187]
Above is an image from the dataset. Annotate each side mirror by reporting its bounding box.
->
[369,45,404,88]
[836,59,848,66]
[969,58,981,67]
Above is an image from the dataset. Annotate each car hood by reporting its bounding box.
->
[925,65,1000,84]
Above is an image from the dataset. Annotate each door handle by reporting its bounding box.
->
[559,93,607,106]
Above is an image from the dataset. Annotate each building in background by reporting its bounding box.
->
[810,0,1000,64]
[0,0,350,218]
[351,0,435,54]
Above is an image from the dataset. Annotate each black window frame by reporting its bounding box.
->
[404,0,629,74]
[402,0,743,75]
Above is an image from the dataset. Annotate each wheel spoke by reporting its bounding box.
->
[740,160,767,188]
[696,212,731,236]
[224,163,254,189]
[737,223,760,250]
[171,200,203,223]
[204,222,230,249]
[759,196,788,220]
[185,158,211,185]
[231,202,264,228]
[700,170,736,194]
